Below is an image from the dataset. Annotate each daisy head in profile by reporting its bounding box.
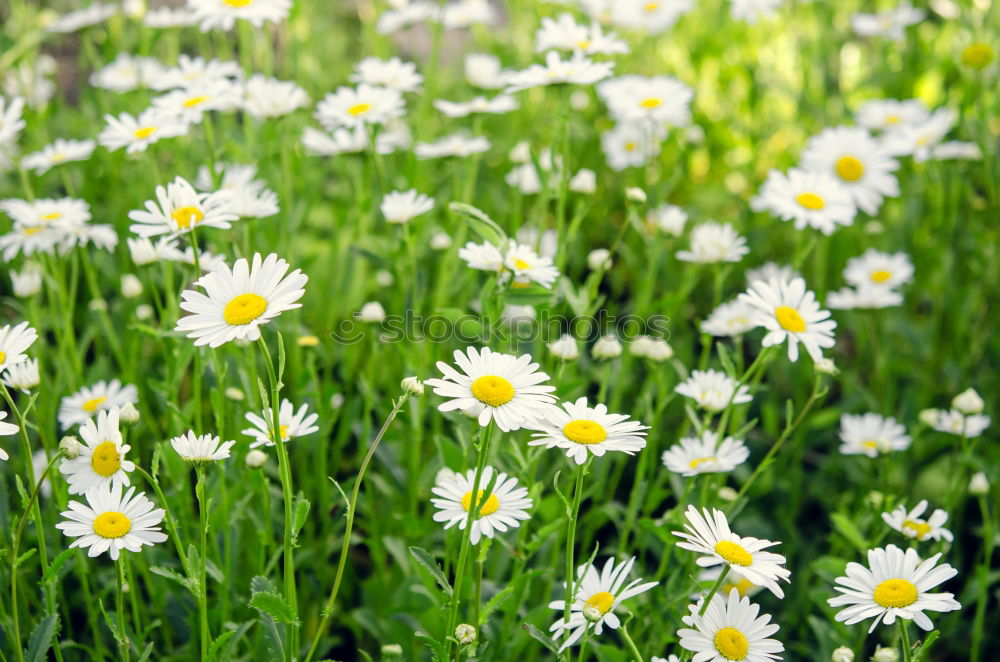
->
[60,409,135,495]
[0,320,38,372]
[128,176,238,238]
[548,556,657,652]
[738,276,836,363]
[189,0,292,31]
[701,299,759,337]
[241,400,319,448]
[175,253,308,347]
[662,430,749,477]
[828,544,960,633]
[675,369,753,412]
[1,410,17,461]
[838,413,911,458]
[170,431,236,465]
[529,397,648,465]
[380,189,434,224]
[430,465,532,544]
[58,379,138,430]
[677,590,784,662]
[56,482,166,560]
[842,248,914,290]
[673,505,791,598]
[424,346,556,432]
[881,500,953,543]
[315,84,406,130]
[675,222,749,264]
[21,138,96,175]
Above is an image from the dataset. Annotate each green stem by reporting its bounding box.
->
[563,461,587,661]
[619,624,644,662]
[116,560,130,662]
[899,620,912,662]
[134,466,188,569]
[970,493,994,662]
[196,466,210,662]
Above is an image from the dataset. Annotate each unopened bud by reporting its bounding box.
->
[969,471,989,496]
[815,358,839,375]
[831,646,854,662]
[952,388,984,415]
[245,449,268,469]
[381,644,403,657]
[625,187,647,203]
[59,436,82,458]
[454,623,477,645]
[582,605,603,622]
[118,402,140,424]
[872,646,898,662]
[121,274,143,298]
[401,376,424,396]
[918,408,940,427]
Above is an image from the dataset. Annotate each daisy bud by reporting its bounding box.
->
[11,265,43,297]
[430,231,452,250]
[625,187,647,203]
[358,301,386,323]
[815,358,839,375]
[119,402,141,424]
[718,486,738,502]
[918,408,941,427]
[89,298,108,312]
[454,623,477,645]
[245,449,268,469]
[831,646,854,662]
[569,168,596,194]
[401,376,424,396]
[381,644,403,657]
[593,335,622,359]
[871,646,898,662]
[865,491,885,508]
[547,334,580,361]
[569,89,590,111]
[582,604,603,622]
[969,471,990,496]
[59,436,82,459]
[225,387,245,401]
[121,274,144,298]
[330,393,345,409]
[375,269,395,287]
[135,304,154,321]
[952,388,984,415]
[587,248,612,271]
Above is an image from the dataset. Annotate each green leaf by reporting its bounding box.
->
[358,649,374,662]
[479,586,513,625]
[15,548,36,568]
[521,623,560,654]
[209,621,252,661]
[912,629,940,661]
[415,631,449,662]
[135,642,155,662]
[248,591,298,625]
[292,494,310,540]
[25,614,59,662]
[408,546,453,597]
[448,202,507,246]
[15,475,29,509]
[830,513,868,553]
[151,445,162,479]
[42,548,75,585]
[250,577,285,659]
[149,566,199,595]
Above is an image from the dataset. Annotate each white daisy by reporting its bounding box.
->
[826,285,904,310]
[504,242,560,289]
[149,55,242,92]
[430,465,532,545]
[597,75,694,127]
[838,413,911,458]
[195,163,279,219]
[46,3,118,33]
[0,95,26,145]
[0,410,17,461]
[677,590,784,662]
[855,99,929,133]
[738,276,836,362]
[609,0,695,34]
[745,262,799,286]
[424,346,557,432]
[10,264,43,297]
[646,204,688,235]
[175,253,307,348]
[547,334,580,360]
[60,409,135,495]
[630,336,674,361]
[58,379,138,430]
[851,3,924,41]
[701,299,760,337]
[89,53,166,92]
[842,249,914,290]
[828,544,960,632]
[676,369,753,412]
[528,397,648,465]
[144,7,198,27]
[800,127,900,215]
[697,566,765,600]
[151,78,241,124]
[458,240,505,272]
[751,168,856,235]
[433,95,518,118]
[315,84,406,130]
[464,53,509,89]
[924,408,991,438]
[674,505,791,598]
[350,56,423,93]
[170,431,236,465]
[414,133,490,159]
[128,176,238,237]
[98,109,189,154]
[504,51,614,93]
[381,189,434,224]
[729,0,783,24]
[0,321,37,372]
[127,236,183,266]
[242,74,310,118]
[662,430,750,477]
[440,0,495,29]
[601,121,664,171]
[534,13,629,55]
[241,400,319,448]
[376,1,438,34]
[881,108,958,162]
[676,222,749,264]
[21,139,96,175]
[548,556,658,652]
[3,357,40,392]
[931,141,981,160]
[56,483,166,560]
[882,501,953,543]
[188,0,292,31]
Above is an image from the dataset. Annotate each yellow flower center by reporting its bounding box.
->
[470,375,515,407]
[722,577,757,597]
[576,40,591,50]
[870,270,892,283]
[885,115,900,124]
[862,439,881,451]
[873,578,918,608]
[961,43,994,69]
[835,155,865,182]
[41,212,63,221]
[83,396,108,413]
[640,97,662,109]
[903,519,932,539]
[223,293,268,326]
[270,424,289,441]
[183,95,210,108]
[224,0,253,6]
[91,441,122,477]
[714,627,749,660]
[584,591,615,615]
[171,205,204,229]
[513,258,531,269]
[563,420,607,445]
[774,306,806,333]
[715,541,753,566]
[624,141,637,152]
[0,351,5,363]
[795,192,826,210]
[689,456,717,469]
[461,490,500,516]
[347,103,371,116]
[133,126,156,139]
[93,511,132,538]
[644,2,659,10]
[23,226,44,235]
[51,152,68,163]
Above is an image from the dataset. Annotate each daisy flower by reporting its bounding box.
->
[738,276,836,362]
[799,127,900,215]
[60,409,135,495]
[58,379,138,430]
[677,590,784,662]
[924,408,991,438]
[662,430,750,477]
[10,264,43,297]
[175,253,307,348]
[242,74,310,118]
[127,236,183,266]
[381,189,434,224]
[838,413,911,457]
[188,0,292,31]
[697,566,764,600]
[647,203,688,235]
[90,53,165,92]
[534,13,629,55]
[843,249,914,290]
[21,139,96,175]
[144,7,198,27]
[751,168,856,235]
[430,465,532,544]
[414,133,490,159]
[350,56,423,92]
[609,0,695,33]
[98,109,189,154]
[46,3,118,33]
[548,334,580,361]
[458,240,504,272]
[0,321,38,372]
[0,410,17,461]
[170,431,236,465]
[548,556,658,652]
[504,51,614,93]
[828,544,960,632]
[882,108,958,162]
[128,176,237,238]
[851,3,924,41]
[504,242,560,288]
[601,121,664,171]
[241,400,319,448]
[0,95,26,145]
[441,0,496,29]
[676,222,749,264]
[433,95,518,118]
[597,75,694,127]
[674,505,791,598]
[3,357,40,392]
[465,53,507,89]
[729,0,783,24]
[745,262,798,286]
[882,501,953,543]
[855,99,929,133]
[195,163,279,219]
[376,2,438,34]
[702,299,759,337]
[630,336,674,361]
[149,55,242,92]
[315,84,406,130]
[676,369,753,412]
[826,285,903,310]
[151,78,241,124]
[424,346,556,432]
[56,483,166,560]
[528,397,648,465]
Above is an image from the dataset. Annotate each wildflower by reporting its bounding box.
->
[59,379,139,430]
[529,397,648,465]
[454,624,477,645]
[662,430,749,477]
[799,127,900,215]
[21,139,96,175]
[351,56,423,92]
[98,109,188,154]
[701,299,759,337]
[547,334,580,361]
[838,413,910,457]
[952,388,984,415]
[739,276,836,362]
[315,84,405,130]
[401,377,424,396]
[751,168,856,235]
[431,465,531,544]
[245,449,268,468]
[128,176,238,238]
[593,336,623,359]
[60,410,135,495]
[242,400,319,448]
[677,591,784,662]
[56,483,166,560]
[0,321,37,372]
[630,336,674,361]
[676,369,753,412]
[381,189,434,224]
[3,357,39,392]
[882,501,953,543]
[189,0,292,31]
[170,431,236,465]
[358,301,386,323]
[676,222,749,264]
